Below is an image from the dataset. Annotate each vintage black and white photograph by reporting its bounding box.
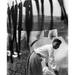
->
[7,0,68,75]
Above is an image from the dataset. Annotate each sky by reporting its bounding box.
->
[8,0,68,16]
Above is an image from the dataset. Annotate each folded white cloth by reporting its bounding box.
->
[42,66,55,75]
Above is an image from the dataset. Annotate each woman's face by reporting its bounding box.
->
[52,41,60,49]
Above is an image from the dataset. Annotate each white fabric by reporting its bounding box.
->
[54,36,68,69]
[34,44,52,58]
[42,66,55,75]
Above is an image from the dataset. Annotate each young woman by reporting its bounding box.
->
[27,37,62,75]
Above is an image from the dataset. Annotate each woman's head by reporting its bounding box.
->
[52,38,62,49]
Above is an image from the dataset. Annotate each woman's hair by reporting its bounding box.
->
[52,38,62,49]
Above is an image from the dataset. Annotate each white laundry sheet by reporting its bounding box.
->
[54,36,68,69]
